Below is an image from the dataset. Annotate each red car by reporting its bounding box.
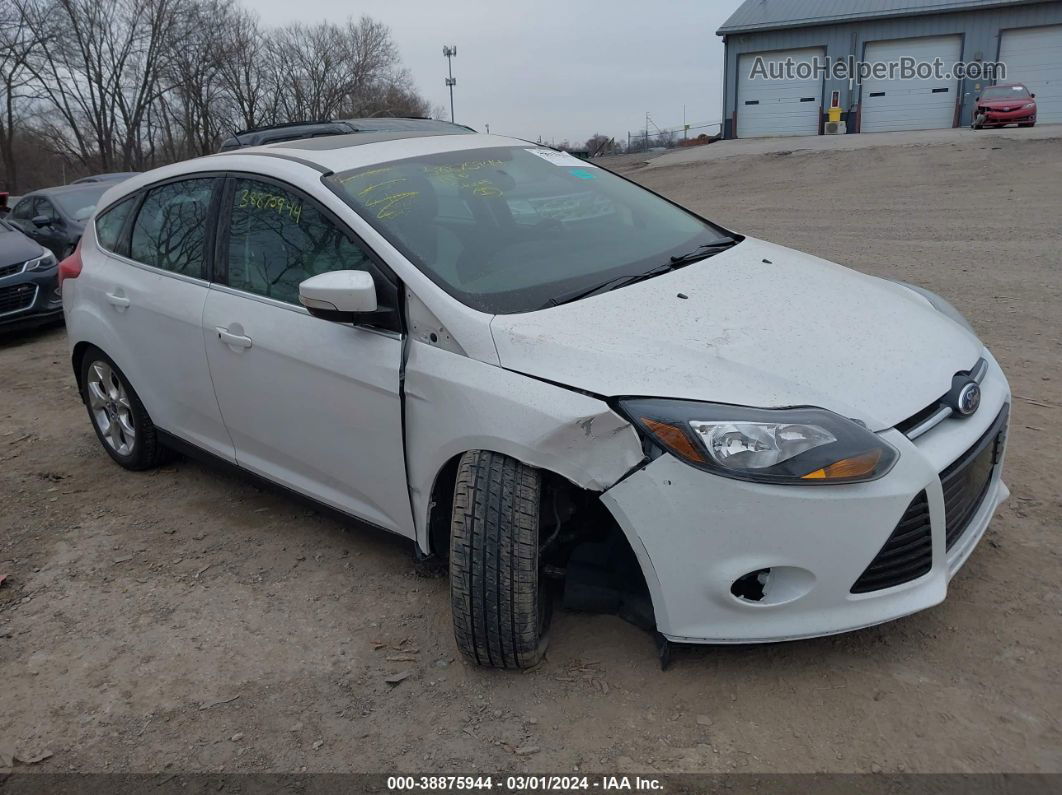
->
[972,83,1037,129]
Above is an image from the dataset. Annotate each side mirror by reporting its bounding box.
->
[32,214,52,228]
[299,270,378,323]
[974,96,979,102]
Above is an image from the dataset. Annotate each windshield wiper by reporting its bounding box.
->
[540,237,737,309]
[668,237,737,265]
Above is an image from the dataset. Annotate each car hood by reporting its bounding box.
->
[489,238,982,432]
[981,98,1033,108]
[0,224,45,266]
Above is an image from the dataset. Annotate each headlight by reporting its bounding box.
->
[25,252,57,271]
[617,399,898,485]
[1023,103,1036,109]
[892,280,975,334]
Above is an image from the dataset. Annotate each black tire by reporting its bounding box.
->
[80,347,170,470]
[449,450,549,669]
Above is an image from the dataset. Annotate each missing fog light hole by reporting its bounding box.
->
[731,568,771,602]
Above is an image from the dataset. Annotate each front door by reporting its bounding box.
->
[203,174,413,536]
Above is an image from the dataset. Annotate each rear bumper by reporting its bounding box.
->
[601,353,1010,644]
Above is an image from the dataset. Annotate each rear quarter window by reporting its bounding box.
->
[95,196,137,256]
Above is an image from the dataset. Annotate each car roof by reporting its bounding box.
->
[93,133,542,211]
[218,118,473,151]
[247,132,532,173]
[72,172,140,183]
[24,183,113,198]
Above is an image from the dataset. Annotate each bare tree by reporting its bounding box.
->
[4,1,434,189]
[18,0,184,170]
[216,8,268,131]
[584,133,614,157]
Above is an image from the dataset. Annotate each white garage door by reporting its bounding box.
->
[736,48,824,138]
[998,25,1062,124]
[860,36,962,132]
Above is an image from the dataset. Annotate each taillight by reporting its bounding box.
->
[58,238,83,289]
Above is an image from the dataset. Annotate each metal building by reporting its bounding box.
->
[717,0,1062,138]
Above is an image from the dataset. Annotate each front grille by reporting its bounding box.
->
[0,261,25,278]
[0,283,36,315]
[851,491,933,594]
[941,407,1008,550]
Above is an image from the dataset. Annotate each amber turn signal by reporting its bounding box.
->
[641,418,707,464]
[801,449,882,481]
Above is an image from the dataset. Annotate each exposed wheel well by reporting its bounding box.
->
[426,451,654,627]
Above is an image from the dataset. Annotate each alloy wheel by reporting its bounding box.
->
[86,361,136,456]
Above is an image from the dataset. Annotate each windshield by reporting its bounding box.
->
[981,85,1030,100]
[53,185,109,221]
[329,146,732,313]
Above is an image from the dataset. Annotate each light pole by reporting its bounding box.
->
[443,45,457,123]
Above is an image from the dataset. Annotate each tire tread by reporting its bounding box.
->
[449,451,546,669]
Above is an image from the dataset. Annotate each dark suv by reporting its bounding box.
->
[217,118,474,151]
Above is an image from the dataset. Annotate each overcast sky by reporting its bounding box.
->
[251,0,744,146]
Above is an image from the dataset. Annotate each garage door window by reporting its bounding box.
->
[224,178,374,306]
[130,179,216,278]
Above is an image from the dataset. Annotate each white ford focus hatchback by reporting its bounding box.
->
[62,132,1009,668]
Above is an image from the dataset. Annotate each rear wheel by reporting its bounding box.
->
[80,348,169,470]
[449,450,549,669]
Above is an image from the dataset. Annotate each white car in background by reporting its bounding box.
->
[60,131,1009,668]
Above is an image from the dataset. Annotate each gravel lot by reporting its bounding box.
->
[2,130,1060,775]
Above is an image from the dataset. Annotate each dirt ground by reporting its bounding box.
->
[2,131,1060,775]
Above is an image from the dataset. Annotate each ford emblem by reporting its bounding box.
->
[956,382,981,416]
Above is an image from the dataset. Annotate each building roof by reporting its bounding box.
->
[717,0,1038,35]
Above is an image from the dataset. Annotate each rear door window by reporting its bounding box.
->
[130,178,216,278]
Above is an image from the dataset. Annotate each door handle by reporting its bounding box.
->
[105,291,130,309]
[216,327,253,349]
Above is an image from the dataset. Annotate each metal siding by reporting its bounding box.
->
[719,0,1038,34]
[721,1,1062,135]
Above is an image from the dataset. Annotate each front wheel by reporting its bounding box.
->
[449,450,550,669]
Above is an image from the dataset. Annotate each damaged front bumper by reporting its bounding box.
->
[600,357,1010,644]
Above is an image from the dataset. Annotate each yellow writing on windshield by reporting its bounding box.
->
[365,191,419,220]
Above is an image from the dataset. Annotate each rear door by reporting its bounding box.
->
[202,174,413,535]
[88,176,235,462]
